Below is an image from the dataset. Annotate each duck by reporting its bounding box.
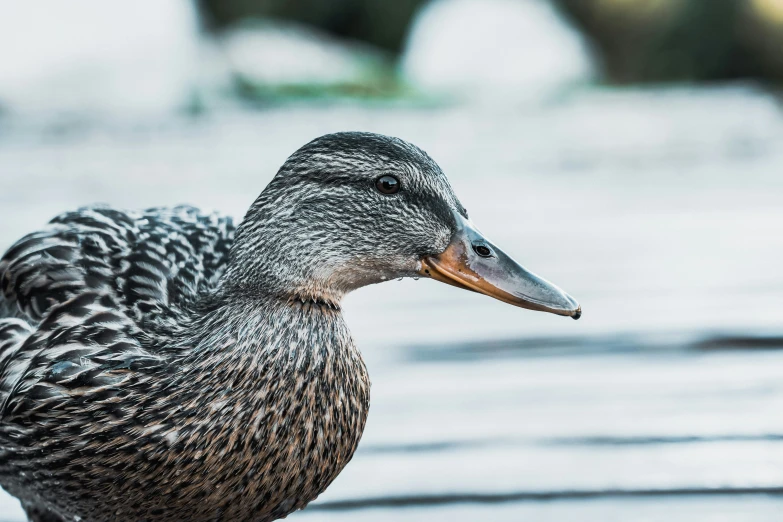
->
[0,132,580,522]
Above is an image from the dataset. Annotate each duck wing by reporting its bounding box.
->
[0,205,235,332]
[0,204,234,427]
[0,291,165,420]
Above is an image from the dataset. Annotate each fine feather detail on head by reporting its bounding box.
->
[223,132,467,304]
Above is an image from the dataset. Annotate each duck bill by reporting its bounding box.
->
[419,214,581,319]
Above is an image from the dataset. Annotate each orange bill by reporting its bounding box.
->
[420,213,581,319]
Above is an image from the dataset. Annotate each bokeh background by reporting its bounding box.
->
[1,0,783,520]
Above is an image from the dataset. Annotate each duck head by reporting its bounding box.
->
[225,132,580,319]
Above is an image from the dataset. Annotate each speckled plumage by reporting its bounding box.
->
[0,132,463,521]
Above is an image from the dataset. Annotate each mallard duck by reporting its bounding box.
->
[0,132,580,522]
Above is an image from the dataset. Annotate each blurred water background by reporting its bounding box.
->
[1,0,783,520]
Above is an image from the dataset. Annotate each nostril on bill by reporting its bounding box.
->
[472,243,492,258]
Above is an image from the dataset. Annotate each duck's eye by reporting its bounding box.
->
[375,175,400,195]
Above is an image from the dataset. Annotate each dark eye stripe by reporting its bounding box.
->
[375,175,400,195]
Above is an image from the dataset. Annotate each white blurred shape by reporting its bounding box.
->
[402,0,594,101]
[0,487,24,521]
[221,21,384,87]
[0,0,199,117]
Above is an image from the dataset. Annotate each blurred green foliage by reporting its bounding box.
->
[231,70,412,104]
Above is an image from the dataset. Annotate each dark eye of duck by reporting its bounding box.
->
[375,175,400,195]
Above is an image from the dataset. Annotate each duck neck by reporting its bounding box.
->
[219,191,361,307]
[184,293,349,364]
